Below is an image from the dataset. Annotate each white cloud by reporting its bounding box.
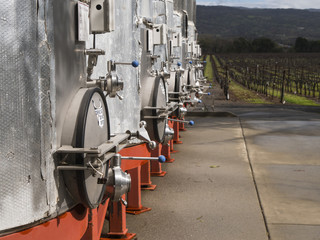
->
[197,0,320,9]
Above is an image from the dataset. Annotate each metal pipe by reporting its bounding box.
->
[121,156,156,160]
[121,155,166,163]
[168,118,194,125]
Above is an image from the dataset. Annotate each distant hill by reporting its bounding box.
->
[196,6,320,45]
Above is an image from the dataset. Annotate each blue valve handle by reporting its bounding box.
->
[207,92,211,95]
[177,62,182,67]
[132,60,139,68]
[189,61,193,64]
[168,118,194,126]
[158,155,166,163]
[114,60,139,68]
[198,100,202,103]
[121,155,166,162]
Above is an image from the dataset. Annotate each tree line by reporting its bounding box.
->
[199,35,320,54]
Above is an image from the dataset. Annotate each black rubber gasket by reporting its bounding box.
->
[75,87,110,209]
[187,70,191,86]
[174,72,181,117]
[152,76,166,143]
[174,72,181,101]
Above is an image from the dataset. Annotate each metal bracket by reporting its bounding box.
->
[149,55,160,64]
[56,133,130,170]
[142,18,154,29]
[142,102,179,119]
[85,49,105,80]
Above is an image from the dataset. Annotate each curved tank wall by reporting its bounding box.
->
[0,0,85,232]
[88,0,141,135]
[0,0,202,235]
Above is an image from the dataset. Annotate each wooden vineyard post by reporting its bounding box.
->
[280,70,286,104]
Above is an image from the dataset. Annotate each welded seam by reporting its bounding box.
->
[239,117,271,240]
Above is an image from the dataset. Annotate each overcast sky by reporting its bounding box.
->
[197,0,319,9]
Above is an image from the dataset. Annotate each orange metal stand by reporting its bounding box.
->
[141,161,157,190]
[0,144,152,240]
[161,143,175,163]
[170,139,178,153]
[173,121,183,144]
[179,122,187,131]
[82,200,109,240]
[105,144,152,238]
[126,166,151,215]
[150,144,166,177]
[179,115,187,131]
[0,202,112,240]
[102,199,136,240]
[120,144,153,214]
[167,120,178,154]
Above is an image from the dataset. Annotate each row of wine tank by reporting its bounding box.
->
[0,0,207,235]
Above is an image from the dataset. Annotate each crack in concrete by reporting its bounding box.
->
[239,117,271,240]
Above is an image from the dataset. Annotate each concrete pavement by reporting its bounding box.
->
[127,115,268,240]
[219,105,320,240]
[126,104,320,240]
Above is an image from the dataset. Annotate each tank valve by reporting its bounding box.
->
[163,123,174,143]
[102,154,131,203]
[196,91,211,98]
[148,141,157,150]
[179,106,188,118]
[168,118,194,126]
[104,60,139,99]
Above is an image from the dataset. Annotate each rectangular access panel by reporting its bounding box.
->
[90,0,115,33]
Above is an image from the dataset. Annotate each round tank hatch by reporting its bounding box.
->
[173,72,182,117]
[61,88,110,209]
[76,88,110,209]
[174,72,181,101]
[152,76,167,143]
[187,69,191,86]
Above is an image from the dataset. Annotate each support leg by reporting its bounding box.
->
[141,161,156,190]
[102,198,136,240]
[82,200,109,240]
[161,143,175,163]
[150,144,166,177]
[126,166,151,215]
[173,121,183,144]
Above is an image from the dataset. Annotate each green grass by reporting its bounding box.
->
[214,54,320,106]
[204,55,213,82]
[213,55,270,104]
[270,89,320,106]
[212,55,221,68]
[229,81,271,104]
